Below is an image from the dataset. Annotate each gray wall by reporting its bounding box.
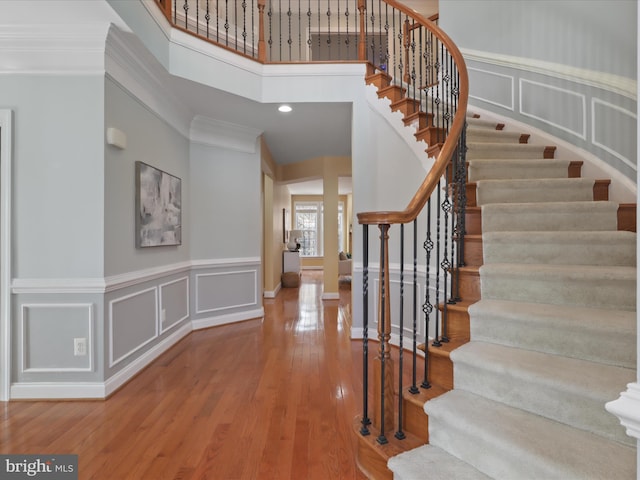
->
[0,75,105,279]
[104,77,191,277]
[440,0,637,182]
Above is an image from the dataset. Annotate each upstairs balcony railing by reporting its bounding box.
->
[155,0,468,457]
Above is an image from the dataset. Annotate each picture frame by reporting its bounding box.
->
[135,161,182,248]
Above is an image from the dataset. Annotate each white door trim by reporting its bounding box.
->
[0,109,13,401]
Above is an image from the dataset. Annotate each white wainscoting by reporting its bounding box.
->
[21,303,94,373]
[195,269,258,314]
[591,98,637,170]
[159,276,189,333]
[468,67,515,111]
[520,78,587,140]
[109,286,158,368]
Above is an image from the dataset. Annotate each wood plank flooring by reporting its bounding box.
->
[0,272,367,480]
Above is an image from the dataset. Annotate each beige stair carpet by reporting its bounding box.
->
[388,123,637,480]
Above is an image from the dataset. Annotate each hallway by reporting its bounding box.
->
[0,271,367,479]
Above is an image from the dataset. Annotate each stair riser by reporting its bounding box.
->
[467,144,555,160]
[403,399,429,443]
[452,361,634,446]
[425,402,636,480]
[468,162,569,182]
[469,312,636,369]
[481,208,618,233]
[483,239,636,266]
[481,270,636,310]
[477,184,594,205]
[440,306,469,342]
[458,269,480,303]
[463,236,483,266]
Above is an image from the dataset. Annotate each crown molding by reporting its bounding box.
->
[0,23,109,75]
[190,115,262,153]
[105,26,193,138]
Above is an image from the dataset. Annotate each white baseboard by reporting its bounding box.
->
[263,283,281,298]
[11,381,107,400]
[192,307,264,330]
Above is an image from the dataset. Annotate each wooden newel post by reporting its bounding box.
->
[357,0,367,62]
[373,224,394,438]
[258,0,266,62]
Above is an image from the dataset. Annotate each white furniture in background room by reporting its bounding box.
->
[283,250,301,274]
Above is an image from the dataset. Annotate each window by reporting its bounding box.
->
[294,201,344,257]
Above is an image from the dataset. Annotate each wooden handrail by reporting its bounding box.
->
[357,0,469,226]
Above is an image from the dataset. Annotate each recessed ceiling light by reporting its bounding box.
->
[278,105,292,113]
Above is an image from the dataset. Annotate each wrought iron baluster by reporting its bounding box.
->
[377,223,389,446]
[433,179,442,347]
[287,0,292,60]
[395,224,406,440]
[422,198,433,389]
[410,218,419,394]
[360,224,371,436]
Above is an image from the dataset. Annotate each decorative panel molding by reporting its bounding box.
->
[109,287,158,367]
[195,269,258,314]
[21,303,93,373]
[591,98,637,172]
[520,79,586,140]
[159,276,189,333]
[468,67,515,111]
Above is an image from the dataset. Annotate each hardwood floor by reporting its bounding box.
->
[0,271,367,480]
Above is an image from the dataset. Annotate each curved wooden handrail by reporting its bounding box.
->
[357,1,468,226]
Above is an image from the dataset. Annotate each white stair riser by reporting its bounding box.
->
[480,268,636,310]
[483,232,636,266]
[451,348,635,446]
[469,305,636,369]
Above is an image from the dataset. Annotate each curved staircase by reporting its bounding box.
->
[383,116,637,479]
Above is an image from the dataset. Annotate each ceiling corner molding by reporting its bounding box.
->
[461,48,637,100]
[0,23,109,75]
[105,25,193,138]
[190,115,263,153]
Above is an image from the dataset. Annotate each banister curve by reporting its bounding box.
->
[357,0,468,226]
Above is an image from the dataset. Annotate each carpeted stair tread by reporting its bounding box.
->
[467,142,550,159]
[467,128,524,144]
[388,445,491,480]
[481,200,619,232]
[480,263,636,310]
[468,158,571,181]
[450,341,636,445]
[482,230,636,266]
[476,177,595,205]
[466,117,504,130]
[424,389,637,480]
[468,299,636,368]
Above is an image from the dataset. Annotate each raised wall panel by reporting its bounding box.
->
[468,68,514,111]
[592,98,637,172]
[21,303,93,372]
[195,269,258,314]
[109,287,158,367]
[159,276,189,333]
[520,79,586,139]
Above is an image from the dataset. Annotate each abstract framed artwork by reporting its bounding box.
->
[135,161,182,247]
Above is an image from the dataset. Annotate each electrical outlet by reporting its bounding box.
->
[74,337,87,356]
